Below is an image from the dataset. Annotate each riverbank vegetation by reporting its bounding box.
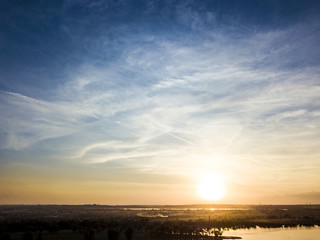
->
[1,205,319,239]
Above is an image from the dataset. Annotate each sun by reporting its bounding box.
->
[197,174,226,201]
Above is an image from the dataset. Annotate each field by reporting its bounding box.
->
[1,204,320,239]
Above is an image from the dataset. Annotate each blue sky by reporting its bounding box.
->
[1,0,320,204]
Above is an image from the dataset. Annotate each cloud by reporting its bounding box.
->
[0,15,319,191]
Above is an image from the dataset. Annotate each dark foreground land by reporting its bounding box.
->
[0,204,319,240]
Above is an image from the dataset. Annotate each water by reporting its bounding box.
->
[122,207,249,211]
[225,226,320,240]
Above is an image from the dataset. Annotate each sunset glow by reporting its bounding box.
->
[0,0,320,205]
[197,175,226,201]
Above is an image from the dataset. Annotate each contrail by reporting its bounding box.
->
[114,119,197,147]
[222,127,243,152]
[160,129,197,146]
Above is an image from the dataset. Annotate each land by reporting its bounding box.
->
[0,204,319,239]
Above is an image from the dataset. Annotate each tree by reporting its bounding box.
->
[22,231,34,240]
[107,228,120,240]
[213,228,223,237]
[83,229,95,240]
[125,227,134,240]
[0,232,11,240]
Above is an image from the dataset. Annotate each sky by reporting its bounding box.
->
[1,0,320,205]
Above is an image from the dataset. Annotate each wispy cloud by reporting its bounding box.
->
[1,6,319,202]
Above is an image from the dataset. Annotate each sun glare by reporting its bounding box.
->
[197,174,226,201]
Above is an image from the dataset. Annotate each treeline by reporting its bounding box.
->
[0,217,141,240]
[1,216,319,240]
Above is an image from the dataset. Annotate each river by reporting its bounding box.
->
[225,226,320,240]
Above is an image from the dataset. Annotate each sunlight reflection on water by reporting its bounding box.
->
[122,207,249,211]
[225,226,320,240]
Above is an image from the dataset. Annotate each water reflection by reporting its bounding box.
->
[225,225,320,240]
[122,207,249,211]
